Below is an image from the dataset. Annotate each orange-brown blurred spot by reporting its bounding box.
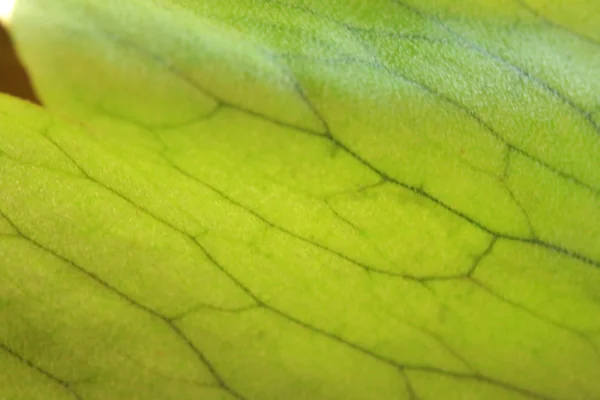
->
[0,22,40,104]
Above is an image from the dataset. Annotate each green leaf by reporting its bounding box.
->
[2,0,600,399]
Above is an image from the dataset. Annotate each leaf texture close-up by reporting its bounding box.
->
[0,0,599,399]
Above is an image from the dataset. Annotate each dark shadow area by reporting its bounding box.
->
[0,22,40,104]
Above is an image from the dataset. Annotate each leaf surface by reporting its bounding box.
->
[2,0,600,399]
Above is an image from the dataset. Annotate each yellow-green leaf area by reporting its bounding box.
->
[2,0,600,399]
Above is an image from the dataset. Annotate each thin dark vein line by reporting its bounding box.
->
[401,370,422,400]
[268,0,449,45]
[408,322,476,373]
[0,343,83,400]
[469,277,600,360]
[426,369,554,400]
[169,303,259,322]
[324,198,363,232]
[325,179,389,199]
[466,237,498,277]
[97,102,223,131]
[409,236,498,283]
[519,237,597,267]
[515,0,600,48]
[504,185,537,239]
